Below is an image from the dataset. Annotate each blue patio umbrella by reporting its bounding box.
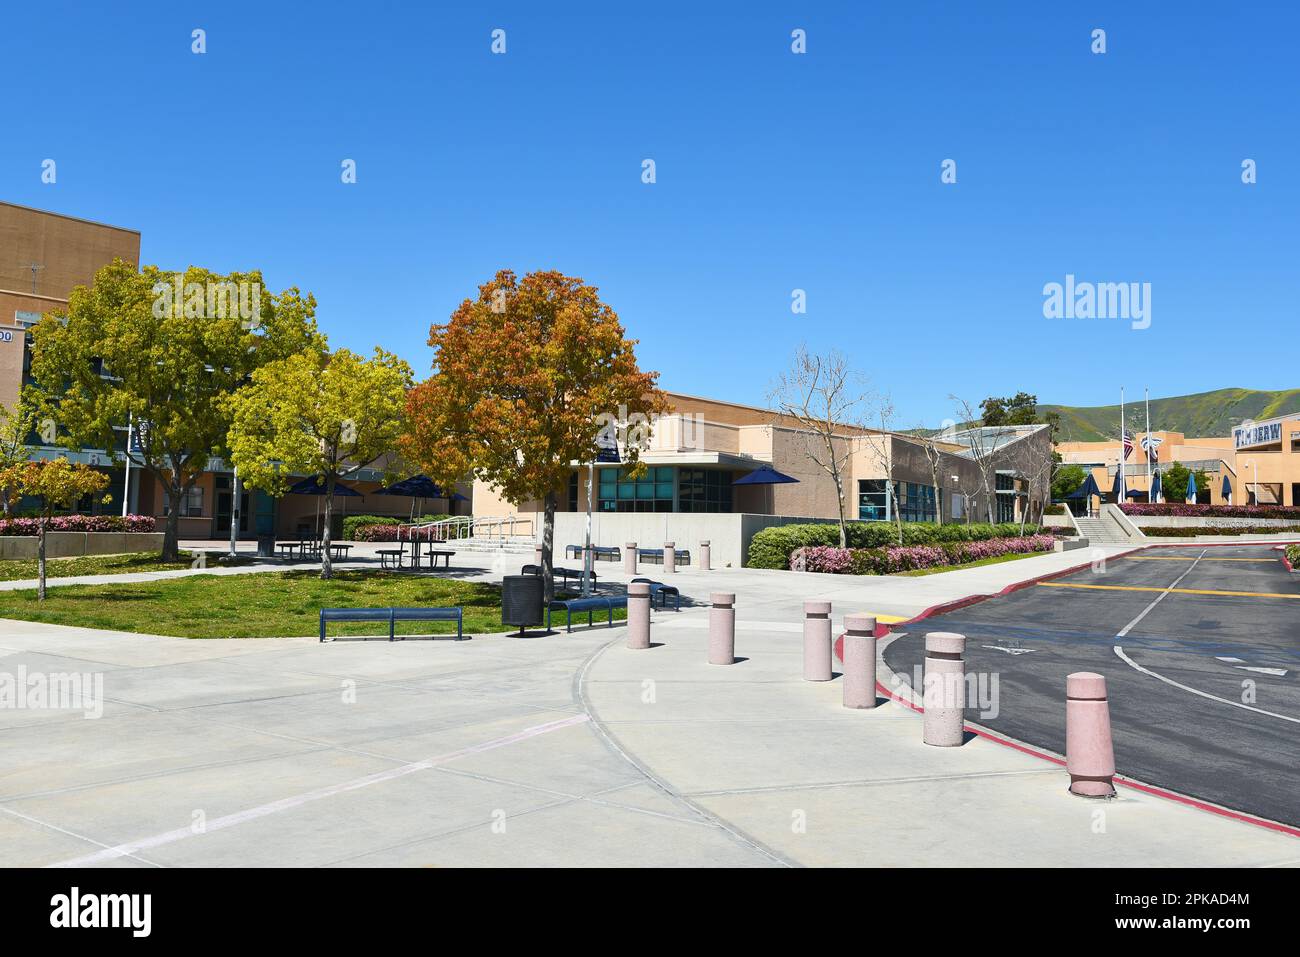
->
[287,476,361,541]
[1110,467,1125,502]
[1221,474,1232,504]
[1066,472,1101,516]
[733,464,800,514]
[1150,470,1162,503]
[1186,470,1198,504]
[376,474,469,520]
[1126,488,1144,499]
[287,476,361,497]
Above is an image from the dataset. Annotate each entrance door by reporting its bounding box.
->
[215,488,250,537]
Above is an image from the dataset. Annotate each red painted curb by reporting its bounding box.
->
[871,679,1300,839]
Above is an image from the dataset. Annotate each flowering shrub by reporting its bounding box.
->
[1121,503,1300,520]
[353,523,404,542]
[1286,545,1300,569]
[750,521,1035,569]
[1141,525,1300,537]
[0,514,156,536]
[790,535,1054,575]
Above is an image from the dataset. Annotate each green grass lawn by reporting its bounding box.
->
[0,552,190,582]
[893,551,1048,577]
[0,570,625,639]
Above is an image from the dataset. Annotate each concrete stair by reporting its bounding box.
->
[437,536,536,555]
[1073,516,1133,545]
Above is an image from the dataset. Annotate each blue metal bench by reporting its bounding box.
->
[521,565,597,587]
[637,547,690,567]
[565,544,621,561]
[319,606,465,642]
[546,595,628,634]
[630,577,681,611]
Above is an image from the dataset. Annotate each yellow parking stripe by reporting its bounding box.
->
[1125,556,1276,563]
[1037,582,1300,600]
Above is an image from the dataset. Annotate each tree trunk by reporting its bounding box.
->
[932,477,943,526]
[162,485,183,561]
[542,491,556,604]
[321,474,335,580]
[37,516,47,601]
[833,475,847,548]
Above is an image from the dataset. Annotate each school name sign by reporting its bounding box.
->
[1233,420,1282,449]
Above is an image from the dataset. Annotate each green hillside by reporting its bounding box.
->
[1041,388,1300,442]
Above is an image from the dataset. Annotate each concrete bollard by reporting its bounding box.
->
[708,593,735,665]
[627,582,651,650]
[922,632,966,747]
[1066,672,1117,798]
[842,614,878,709]
[624,542,637,575]
[534,544,544,566]
[803,601,833,681]
[663,542,676,575]
[699,540,711,571]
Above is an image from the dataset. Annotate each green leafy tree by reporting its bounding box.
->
[29,260,321,560]
[981,392,1040,427]
[0,389,42,516]
[1159,462,1210,502]
[1051,464,1087,501]
[15,458,110,599]
[402,269,668,602]
[227,346,413,579]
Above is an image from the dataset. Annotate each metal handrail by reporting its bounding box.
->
[398,514,534,543]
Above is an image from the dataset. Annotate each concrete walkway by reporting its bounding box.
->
[1,545,1295,867]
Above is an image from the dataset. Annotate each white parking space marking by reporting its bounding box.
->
[1113,647,1300,726]
[46,713,590,868]
[1115,549,1207,639]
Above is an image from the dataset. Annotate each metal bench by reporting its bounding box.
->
[564,544,621,561]
[319,606,465,642]
[424,549,455,569]
[637,547,690,567]
[520,565,597,587]
[376,548,405,569]
[546,595,627,634]
[630,577,681,611]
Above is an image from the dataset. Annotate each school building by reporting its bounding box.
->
[1056,414,1300,509]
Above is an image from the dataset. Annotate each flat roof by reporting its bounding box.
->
[0,200,141,236]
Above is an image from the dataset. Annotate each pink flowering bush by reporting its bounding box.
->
[792,535,1054,576]
[0,514,156,536]
[1122,503,1300,520]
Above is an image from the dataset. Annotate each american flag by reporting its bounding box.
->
[1122,429,1135,460]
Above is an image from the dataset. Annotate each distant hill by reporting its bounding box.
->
[1041,388,1300,443]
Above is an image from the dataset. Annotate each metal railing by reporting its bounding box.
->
[399,514,534,543]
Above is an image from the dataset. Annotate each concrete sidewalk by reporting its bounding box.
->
[1,545,1295,867]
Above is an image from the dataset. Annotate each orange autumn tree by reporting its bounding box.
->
[402,270,667,602]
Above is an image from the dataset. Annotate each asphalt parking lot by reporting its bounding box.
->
[882,545,1300,826]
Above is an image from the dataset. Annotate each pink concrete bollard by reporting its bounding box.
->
[534,545,544,566]
[663,542,676,575]
[708,593,735,665]
[803,601,833,681]
[699,541,711,571]
[922,632,966,747]
[1066,672,1117,797]
[842,614,878,709]
[627,582,651,650]
[624,542,637,574]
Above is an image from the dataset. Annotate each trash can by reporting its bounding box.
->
[257,534,276,558]
[502,574,544,637]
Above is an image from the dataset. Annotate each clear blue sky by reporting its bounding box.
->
[5,1,1297,425]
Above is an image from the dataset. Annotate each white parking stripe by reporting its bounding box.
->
[1113,647,1300,725]
[1116,549,1207,638]
[46,713,590,868]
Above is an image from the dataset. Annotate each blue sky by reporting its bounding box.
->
[4,1,1297,425]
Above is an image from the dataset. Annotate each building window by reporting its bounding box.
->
[678,468,733,513]
[568,472,579,512]
[598,466,675,513]
[165,487,204,518]
[858,479,888,521]
[892,482,939,523]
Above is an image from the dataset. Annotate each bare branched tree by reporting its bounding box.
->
[860,399,904,545]
[949,394,1015,524]
[768,346,877,548]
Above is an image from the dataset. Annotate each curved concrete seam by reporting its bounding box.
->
[573,632,799,868]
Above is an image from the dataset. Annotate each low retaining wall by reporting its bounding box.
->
[1132,515,1299,529]
[0,532,165,560]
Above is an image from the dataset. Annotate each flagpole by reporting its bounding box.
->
[1145,387,1152,494]
[1119,387,1126,504]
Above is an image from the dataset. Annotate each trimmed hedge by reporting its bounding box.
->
[1286,545,1299,568]
[1122,503,1300,520]
[790,534,1055,575]
[747,521,1036,569]
[342,514,447,541]
[0,514,156,536]
[1140,525,1300,538]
